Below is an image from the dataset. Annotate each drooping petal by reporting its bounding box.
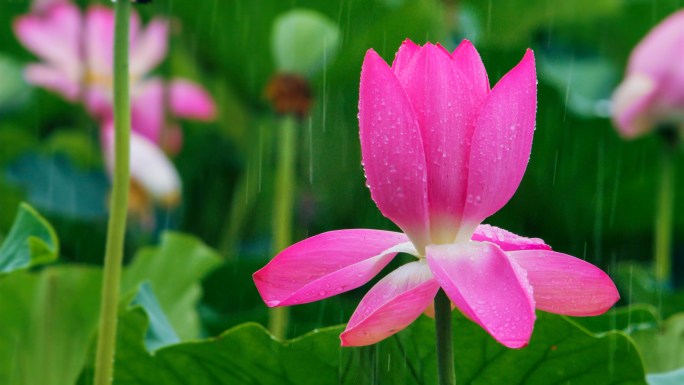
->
[398,43,480,244]
[459,49,537,239]
[130,133,181,206]
[169,79,217,121]
[253,230,412,307]
[507,250,619,316]
[426,242,536,348]
[471,224,551,251]
[130,78,165,144]
[13,2,82,79]
[359,49,431,252]
[130,18,168,76]
[24,64,80,101]
[102,125,181,206]
[390,39,420,76]
[341,261,440,346]
[452,40,490,100]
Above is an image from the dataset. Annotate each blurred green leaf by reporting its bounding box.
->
[5,154,109,220]
[0,202,58,273]
[572,302,684,375]
[648,367,684,385]
[121,232,223,341]
[129,281,181,352]
[630,313,684,374]
[0,231,221,385]
[0,54,31,113]
[571,304,658,334]
[102,304,645,384]
[460,0,621,49]
[537,46,617,118]
[614,263,684,320]
[0,125,37,167]
[0,265,102,385]
[271,9,340,77]
[0,179,25,233]
[42,130,102,170]
[217,123,274,259]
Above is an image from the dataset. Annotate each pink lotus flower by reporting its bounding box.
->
[254,40,619,348]
[612,10,684,139]
[13,0,216,147]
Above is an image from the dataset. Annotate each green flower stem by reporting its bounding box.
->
[269,115,297,339]
[435,288,456,385]
[655,146,675,284]
[93,1,131,384]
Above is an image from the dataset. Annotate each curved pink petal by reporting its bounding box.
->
[398,43,480,245]
[24,64,80,101]
[426,242,536,348]
[452,39,490,101]
[169,79,217,121]
[131,78,165,144]
[459,49,537,239]
[128,10,141,50]
[628,10,684,81]
[471,224,551,251]
[84,5,115,76]
[84,6,140,76]
[13,2,82,78]
[359,49,431,252]
[341,261,440,346]
[507,250,619,316]
[391,39,420,76]
[253,230,411,307]
[130,18,168,76]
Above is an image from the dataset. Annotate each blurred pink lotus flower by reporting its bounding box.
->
[13,1,216,147]
[612,10,684,139]
[14,0,216,211]
[254,40,619,348]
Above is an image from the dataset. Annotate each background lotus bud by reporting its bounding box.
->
[271,9,340,78]
[612,10,684,139]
